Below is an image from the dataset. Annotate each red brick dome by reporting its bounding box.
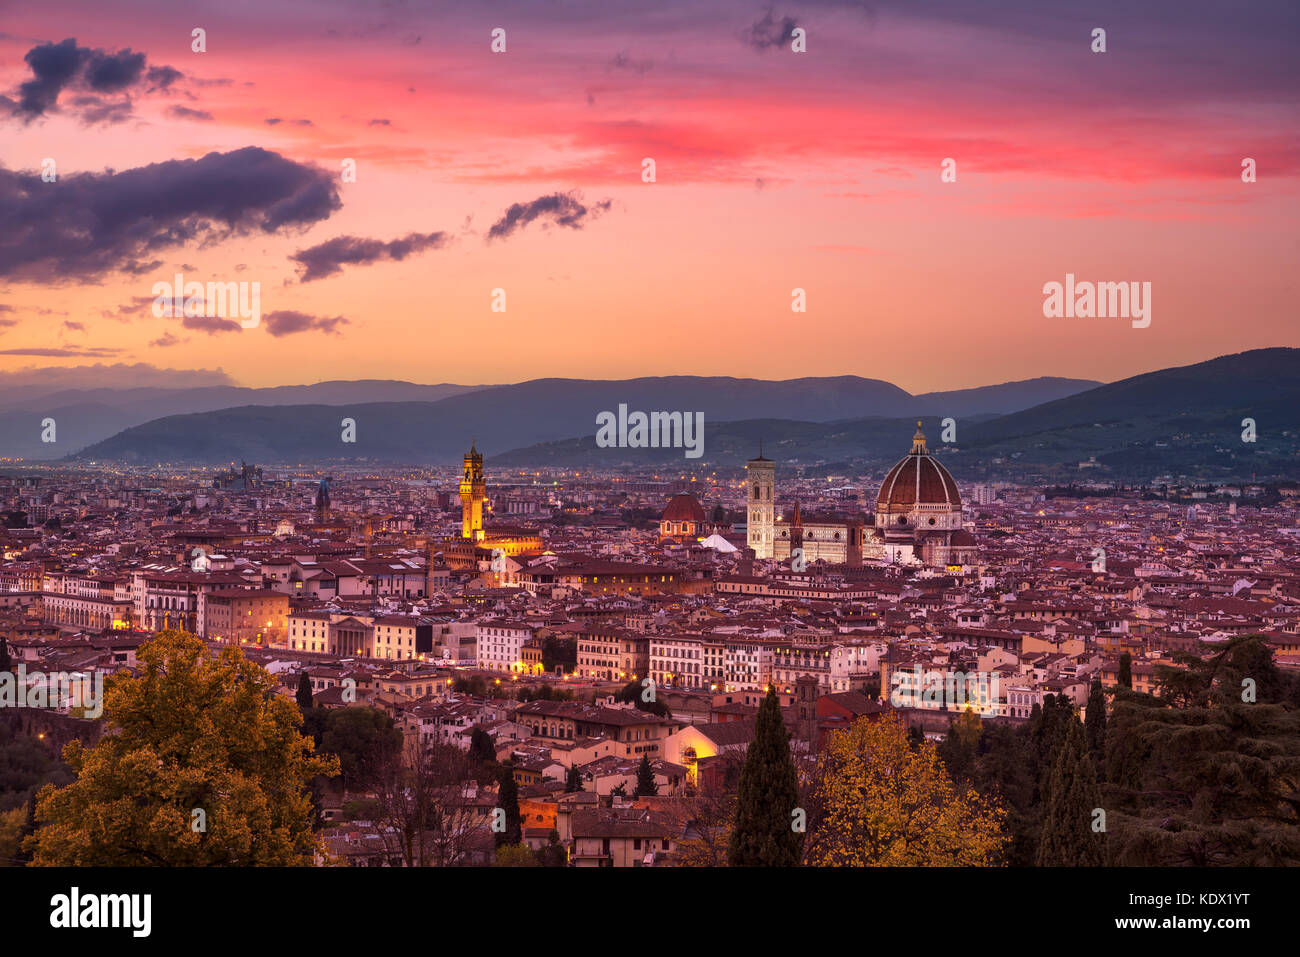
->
[662,494,706,524]
[876,423,961,510]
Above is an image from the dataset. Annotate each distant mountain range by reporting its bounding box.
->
[59,374,1098,466]
[50,350,1300,481]
[493,350,1300,480]
[0,380,482,460]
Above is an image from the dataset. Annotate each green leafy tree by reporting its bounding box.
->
[1036,717,1105,866]
[494,842,539,866]
[1104,636,1300,865]
[1117,652,1132,690]
[564,765,584,793]
[613,679,671,717]
[0,723,73,812]
[25,630,338,866]
[634,755,658,797]
[727,687,801,866]
[537,829,567,866]
[318,707,402,790]
[453,675,488,697]
[0,805,25,867]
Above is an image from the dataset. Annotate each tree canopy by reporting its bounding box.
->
[808,714,1006,866]
[25,629,338,866]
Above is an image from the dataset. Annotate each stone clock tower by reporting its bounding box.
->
[461,441,486,541]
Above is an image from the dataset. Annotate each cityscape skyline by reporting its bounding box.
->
[2,421,1296,878]
[0,0,1295,917]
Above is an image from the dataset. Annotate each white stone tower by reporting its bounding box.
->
[746,444,775,558]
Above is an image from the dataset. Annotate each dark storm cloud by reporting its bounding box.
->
[262,310,349,337]
[84,48,146,91]
[7,38,185,123]
[291,232,450,282]
[0,147,342,282]
[486,192,611,240]
[15,38,89,115]
[741,8,798,50]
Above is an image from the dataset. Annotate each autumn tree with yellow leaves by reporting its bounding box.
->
[25,630,338,866]
[806,714,1007,866]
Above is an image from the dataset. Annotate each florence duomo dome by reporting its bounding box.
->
[872,422,979,567]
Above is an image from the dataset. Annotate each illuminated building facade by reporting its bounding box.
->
[745,449,775,558]
[461,441,486,541]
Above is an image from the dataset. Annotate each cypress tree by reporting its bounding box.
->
[1117,652,1132,690]
[564,765,584,793]
[1036,717,1105,866]
[0,636,11,673]
[634,755,658,796]
[727,687,801,866]
[469,726,496,765]
[1029,694,1072,805]
[295,672,313,711]
[496,766,522,847]
[1084,678,1107,761]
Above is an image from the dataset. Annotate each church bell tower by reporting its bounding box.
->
[461,441,486,541]
[745,444,775,559]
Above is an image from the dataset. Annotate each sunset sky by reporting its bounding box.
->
[1,0,1297,393]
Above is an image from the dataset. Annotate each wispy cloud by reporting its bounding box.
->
[486,191,612,240]
[291,232,450,282]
